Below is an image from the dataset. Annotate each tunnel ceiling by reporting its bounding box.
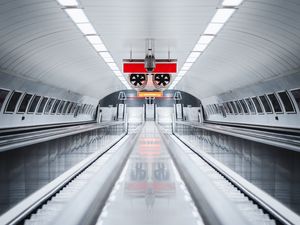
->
[0,0,299,100]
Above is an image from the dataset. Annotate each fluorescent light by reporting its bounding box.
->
[108,62,119,71]
[193,43,208,52]
[65,8,89,23]
[198,35,214,44]
[114,71,122,76]
[178,71,187,76]
[57,0,78,6]
[86,35,102,44]
[103,57,114,63]
[186,57,198,63]
[76,23,96,35]
[59,2,129,89]
[223,0,243,6]
[204,23,224,35]
[181,62,193,71]
[186,52,201,63]
[189,52,201,58]
[99,51,111,58]
[211,8,236,23]
[93,44,107,52]
[122,80,130,88]
[99,52,114,63]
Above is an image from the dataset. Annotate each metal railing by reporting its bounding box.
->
[159,127,252,225]
[0,121,126,152]
[171,121,300,225]
[173,121,300,152]
[50,130,140,225]
[0,121,128,224]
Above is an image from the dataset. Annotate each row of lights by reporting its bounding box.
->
[56,0,131,89]
[169,0,244,89]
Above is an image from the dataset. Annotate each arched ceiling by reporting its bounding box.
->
[0,0,299,100]
[176,0,300,99]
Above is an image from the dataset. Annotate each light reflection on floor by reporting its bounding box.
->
[97,122,204,225]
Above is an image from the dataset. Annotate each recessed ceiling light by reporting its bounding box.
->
[99,51,111,58]
[223,0,243,6]
[114,71,122,76]
[193,43,208,52]
[186,52,201,63]
[211,8,236,23]
[86,35,102,44]
[198,35,215,44]
[92,44,107,52]
[178,71,187,76]
[99,52,114,63]
[76,23,96,35]
[65,8,89,23]
[204,23,224,35]
[181,62,193,71]
[103,57,114,63]
[59,1,129,89]
[107,62,119,71]
[57,0,78,7]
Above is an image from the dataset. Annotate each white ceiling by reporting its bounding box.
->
[176,0,300,99]
[0,0,299,100]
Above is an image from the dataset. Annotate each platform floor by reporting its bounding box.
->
[96,122,203,225]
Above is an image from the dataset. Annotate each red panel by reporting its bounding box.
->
[123,63,145,73]
[123,63,177,73]
[154,63,177,73]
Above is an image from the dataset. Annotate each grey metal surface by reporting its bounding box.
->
[0,123,125,215]
[160,127,252,225]
[0,131,126,225]
[95,122,203,225]
[50,128,141,225]
[174,134,300,225]
[169,134,277,225]
[21,134,132,225]
[175,121,300,152]
[0,122,124,152]
[173,122,300,215]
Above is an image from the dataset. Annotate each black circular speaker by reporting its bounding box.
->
[129,74,147,88]
[153,74,171,88]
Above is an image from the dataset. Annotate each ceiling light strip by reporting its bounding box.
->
[57,0,131,89]
[169,0,243,89]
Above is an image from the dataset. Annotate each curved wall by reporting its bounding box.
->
[0,72,98,129]
[202,71,300,129]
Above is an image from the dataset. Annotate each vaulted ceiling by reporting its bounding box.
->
[0,0,299,100]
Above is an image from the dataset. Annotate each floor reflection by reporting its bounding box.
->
[99,122,202,225]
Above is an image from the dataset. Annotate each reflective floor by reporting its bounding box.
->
[96,122,203,225]
[174,124,300,214]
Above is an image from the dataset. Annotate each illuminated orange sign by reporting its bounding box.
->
[137,92,163,98]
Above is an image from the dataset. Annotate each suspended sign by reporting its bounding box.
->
[137,91,163,98]
[123,60,177,74]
